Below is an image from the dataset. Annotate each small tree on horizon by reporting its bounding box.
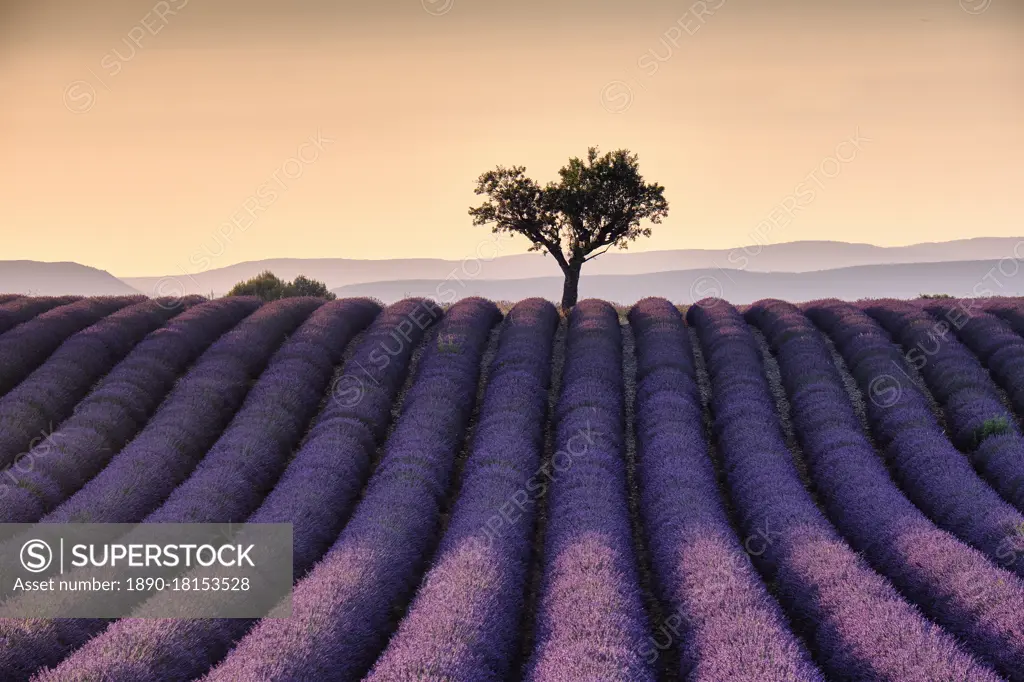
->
[289,275,335,299]
[227,271,336,301]
[469,147,668,310]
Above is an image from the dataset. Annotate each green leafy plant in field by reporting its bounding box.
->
[437,333,462,354]
[971,416,1012,448]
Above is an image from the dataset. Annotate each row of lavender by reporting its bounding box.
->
[0,297,203,469]
[1,297,366,676]
[366,298,559,680]
[866,299,1024,511]
[751,300,1024,679]
[0,297,260,522]
[1,297,456,679]
[200,297,500,680]
[524,300,654,680]
[31,298,442,681]
[0,296,149,396]
[0,297,81,336]
[631,299,821,681]
[4,295,1024,679]
[0,297,310,525]
[687,301,997,680]
[808,300,1024,583]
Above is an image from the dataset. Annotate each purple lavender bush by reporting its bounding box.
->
[201,297,500,681]
[0,297,302,524]
[921,299,1024,512]
[805,300,1024,578]
[0,296,142,395]
[862,299,1016,450]
[0,297,200,468]
[0,297,261,522]
[985,297,1024,337]
[34,299,441,682]
[143,297,380,524]
[750,298,1024,679]
[923,299,1024,420]
[365,298,558,682]
[522,299,656,682]
[627,297,822,681]
[37,297,322,525]
[0,296,80,335]
[686,299,1000,682]
[5,299,380,680]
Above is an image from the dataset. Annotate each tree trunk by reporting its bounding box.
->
[560,263,582,311]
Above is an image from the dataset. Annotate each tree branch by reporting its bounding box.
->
[583,243,615,263]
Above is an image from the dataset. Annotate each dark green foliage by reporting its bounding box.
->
[469,147,669,310]
[973,416,1012,448]
[289,275,335,299]
[227,271,336,301]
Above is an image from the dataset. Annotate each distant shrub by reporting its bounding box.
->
[227,271,336,301]
[919,293,954,300]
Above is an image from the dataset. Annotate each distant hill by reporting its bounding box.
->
[121,237,1024,298]
[330,259,1024,305]
[0,261,141,296]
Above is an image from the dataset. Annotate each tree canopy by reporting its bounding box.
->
[227,271,336,301]
[469,147,668,309]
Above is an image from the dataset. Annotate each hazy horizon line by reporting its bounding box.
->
[6,234,1024,279]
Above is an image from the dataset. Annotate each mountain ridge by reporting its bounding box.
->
[117,236,1024,298]
[327,258,1024,305]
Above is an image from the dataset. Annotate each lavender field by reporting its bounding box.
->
[3,293,1024,681]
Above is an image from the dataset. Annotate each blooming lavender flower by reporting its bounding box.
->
[6,299,381,680]
[0,296,81,335]
[38,297,322,525]
[0,297,261,523]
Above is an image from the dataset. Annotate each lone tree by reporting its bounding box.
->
[227,271,336,301]
[469,147,668,310]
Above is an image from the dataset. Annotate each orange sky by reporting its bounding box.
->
[1,0,1021,276]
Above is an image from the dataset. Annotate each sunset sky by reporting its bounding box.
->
[2,0,1021,277]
